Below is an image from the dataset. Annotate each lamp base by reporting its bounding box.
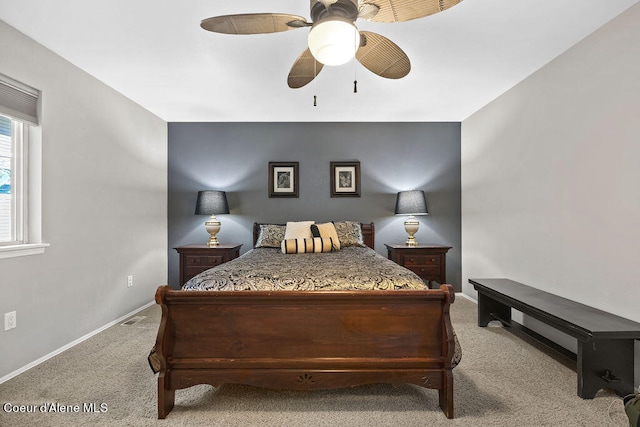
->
[405,235,418,247]
[404,215,419,247]
[204,215,221,247]
[206,234,220,247]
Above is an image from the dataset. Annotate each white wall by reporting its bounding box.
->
[0,20,167,380]
[462,3,640,386]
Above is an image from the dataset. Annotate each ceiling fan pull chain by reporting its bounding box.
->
[313,58,318,106]
[353,59,358,93]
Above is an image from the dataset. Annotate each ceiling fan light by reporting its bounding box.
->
[308,19,359,66]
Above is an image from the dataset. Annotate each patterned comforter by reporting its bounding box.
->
[183,246,428,291]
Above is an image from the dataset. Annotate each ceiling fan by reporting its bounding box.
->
[201,0,463,89]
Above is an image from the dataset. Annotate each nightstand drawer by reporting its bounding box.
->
[175,244,243,286]
[385,243,452,289]
[403,255,440,266]
[407,266,440,277]
[185,255,224,266]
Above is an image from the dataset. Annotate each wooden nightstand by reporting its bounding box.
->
[385,244,452,288]
[175,244,242,285]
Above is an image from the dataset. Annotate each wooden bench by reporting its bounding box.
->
[470,278,640,398]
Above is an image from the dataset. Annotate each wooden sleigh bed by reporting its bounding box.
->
[153,222,457,419]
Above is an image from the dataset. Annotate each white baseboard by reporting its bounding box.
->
[457,292,478,304]
[0,301,155,385]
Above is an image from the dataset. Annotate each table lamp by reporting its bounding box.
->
[395,190,428,246]
[195,190,229,247]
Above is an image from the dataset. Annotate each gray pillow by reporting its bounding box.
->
[333,221,365,247]
[255,224,286,248]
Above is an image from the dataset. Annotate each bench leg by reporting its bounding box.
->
[477,293,511,327]
[577,338,635,399]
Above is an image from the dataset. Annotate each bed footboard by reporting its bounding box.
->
[154,285,456,419]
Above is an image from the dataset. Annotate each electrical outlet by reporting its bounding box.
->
[4,311,16,331]
[127,275,133,288]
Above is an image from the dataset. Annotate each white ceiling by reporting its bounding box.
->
[1,0,637,122]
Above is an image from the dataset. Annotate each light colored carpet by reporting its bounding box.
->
[0,295,629,426]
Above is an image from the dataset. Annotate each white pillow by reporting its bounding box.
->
[284,221,315,240]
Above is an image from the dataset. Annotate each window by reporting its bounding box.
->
[0,114,25,244]
[0,73,46,258]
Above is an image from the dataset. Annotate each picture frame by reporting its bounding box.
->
[269,162,299,198]
[330,161,360,197]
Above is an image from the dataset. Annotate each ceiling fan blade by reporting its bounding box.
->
[288,48,324,88]
[360,0,463,23]
[356,31,410,79]
[201,13,309,34]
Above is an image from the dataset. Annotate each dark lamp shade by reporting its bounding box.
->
[394,190,428,215]
[194,191,229,215]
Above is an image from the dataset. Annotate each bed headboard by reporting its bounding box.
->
[253,222,375,249]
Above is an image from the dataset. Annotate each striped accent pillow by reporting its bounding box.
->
[311,222,341,250]
[281,237,336,254]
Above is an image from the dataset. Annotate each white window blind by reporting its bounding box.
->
[0,73,39,125]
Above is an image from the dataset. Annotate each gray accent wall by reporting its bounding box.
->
[168,122,461,290]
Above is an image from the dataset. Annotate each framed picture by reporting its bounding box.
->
[330,161,360,197]
[269,162,299,198]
